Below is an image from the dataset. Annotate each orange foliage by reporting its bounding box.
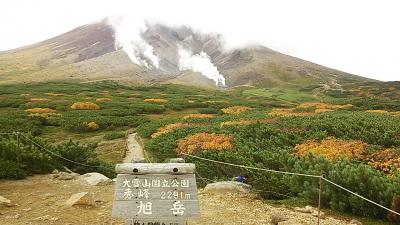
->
[70,102,100,110]
[30,98,49,102]
[183,114,214,119]
[295,137,367,160]
[151,123,195,138]
[366,148,400,173]
[96,98,112,102]
[144,98,168,103]
[176,132,234,154]
[221,106,252,115]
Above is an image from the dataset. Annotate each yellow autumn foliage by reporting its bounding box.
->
[84,121,100,130]
[144,98,168,103]
[221,106,252,115]
[96,98,112,102]
[269,108,313,117]
[220,120,256,127]
[45,92,65,96]
[298,102,353,110]
[366,110,400,116]
[151,123,195,138]
[183,114,214,119]
[25,108,60,118]
[71,102,100,110]
[25,108,56,114]
[30,98,49,102]
[177,133,234,155]
[295,137,367,160]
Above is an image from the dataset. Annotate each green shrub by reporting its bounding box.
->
[0,159,26,179]
[197,108,221,114]
[104,131,125,140]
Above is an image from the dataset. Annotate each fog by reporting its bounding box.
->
[1,0,399,81]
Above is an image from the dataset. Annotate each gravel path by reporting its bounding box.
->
[123,133,144,163]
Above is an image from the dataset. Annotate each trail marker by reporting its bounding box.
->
[112,163,200,225]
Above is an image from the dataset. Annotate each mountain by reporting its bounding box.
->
[0,20,372,88]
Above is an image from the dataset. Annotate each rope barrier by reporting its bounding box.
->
[19,133,115,173]
[184,153,400,216]
[183,153,322,178]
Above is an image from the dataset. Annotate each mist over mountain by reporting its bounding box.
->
[0,20,371,88]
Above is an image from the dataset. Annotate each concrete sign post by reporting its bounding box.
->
[112,163,200,225]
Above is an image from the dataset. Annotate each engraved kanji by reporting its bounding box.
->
[170,201,186,216]
[137,201,152,215]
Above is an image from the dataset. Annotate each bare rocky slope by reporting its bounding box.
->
[0,20,371,87]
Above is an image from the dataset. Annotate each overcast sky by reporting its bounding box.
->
[0,0,399,81]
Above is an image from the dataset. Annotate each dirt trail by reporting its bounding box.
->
[0,175,353,225]
[123,133,144,163]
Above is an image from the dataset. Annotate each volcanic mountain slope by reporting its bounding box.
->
[0,20,372,87]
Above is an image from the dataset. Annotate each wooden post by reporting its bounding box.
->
[16,131,21,168]
[317,173,324,225]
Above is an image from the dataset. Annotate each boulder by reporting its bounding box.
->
[168,158,185,163]
[65,192,93,207]
[53,171,76,180]
[204,181,252,194]
[349,219,362,225]
[294,205,313,213]
[311,210,325,219]
[294,207,312,213]
[0,195,11,206]
[79,172,112,186]
[271,214,288,225]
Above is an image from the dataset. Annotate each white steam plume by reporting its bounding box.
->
[108,16,159,69]
[178,46,226,87]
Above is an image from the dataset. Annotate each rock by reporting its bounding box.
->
[52,169,59,174]
[294,206,312,213]
[22,207,32,212]
[79,172,112,186]
[168,158,185,163]
[53,171,76,180]
[204,181,252,194]
[349,219,362,225]
[42,193,55,199]
[311,210,325,219]
[0,195,11,206]
[271,214,288,225]
[65,192,94,207]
